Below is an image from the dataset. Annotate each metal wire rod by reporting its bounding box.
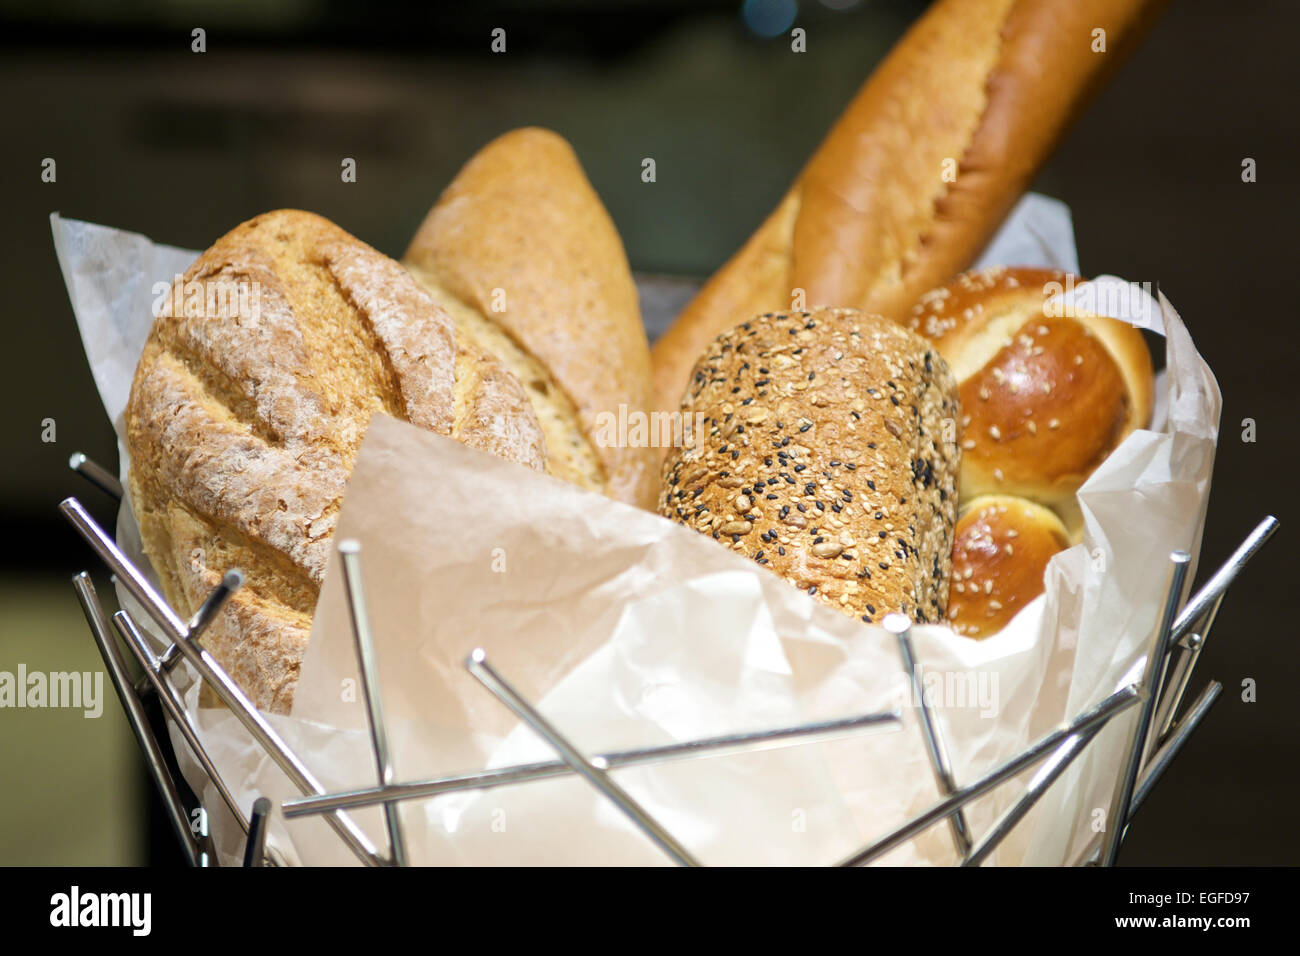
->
[243,798,272,868]
[338,540,408,867]
[1129,681,1222,822]
[59,496,385,868]
[837,682,1142,867]
[67,451,122,500]
[1069,679,1224,867]
[961,725,1102,867]
[467,648,702,867]
[1171,516,1277,645]
[1152,632,1202,743]
[283,708,901,818]
[113,609,250,836]
[1102,551,1190,867]
[885,613,972,857]
[71,572,200,866]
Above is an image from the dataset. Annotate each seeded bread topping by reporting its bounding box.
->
[947,494,1069,638]
[658,308,960,624]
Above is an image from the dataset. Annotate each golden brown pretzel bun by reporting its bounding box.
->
[947,494,1069,639]
[904,267,1154,536]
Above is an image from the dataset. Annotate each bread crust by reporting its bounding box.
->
[947,494,1069,638]
[126,209,546,713]
[405,128,658,509]
[658,308,959,624]
[905,266,1154,534]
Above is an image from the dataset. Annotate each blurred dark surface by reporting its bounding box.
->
[0,0,1295,865]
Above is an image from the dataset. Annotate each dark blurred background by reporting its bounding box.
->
[0,0,1294,865]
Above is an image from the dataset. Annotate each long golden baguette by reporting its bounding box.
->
[651,0,1167,415]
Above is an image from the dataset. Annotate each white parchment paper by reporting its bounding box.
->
[52,195,1220,866]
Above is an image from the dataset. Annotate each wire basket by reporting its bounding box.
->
[59,452,1278,867]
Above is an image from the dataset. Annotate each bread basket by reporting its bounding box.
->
[52,202,1277,866]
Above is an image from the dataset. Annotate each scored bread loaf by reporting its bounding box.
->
[404,127,657,509]
[651,0,1167,416]
[126,209,550,713]
[658,308,959,624]
[947,494,1069,639]
[904,266,1153,537]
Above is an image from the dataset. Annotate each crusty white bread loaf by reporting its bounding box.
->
[658,308,959,624]
[651,0,1167,416]
[126,209,550,713]
[947,494,1069,639]
[904,266,1153,537]
[404,128,657,509]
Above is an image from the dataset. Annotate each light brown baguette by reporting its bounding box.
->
[405,127,658,509]
[126,209,552,714]
[658,308,959,625]
[651,0,1167,416]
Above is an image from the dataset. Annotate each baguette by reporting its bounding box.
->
[651,0,1167,415]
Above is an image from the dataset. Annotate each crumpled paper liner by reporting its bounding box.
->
[52,192,1219,865]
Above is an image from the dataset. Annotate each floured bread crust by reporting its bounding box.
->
[126,209,546,713]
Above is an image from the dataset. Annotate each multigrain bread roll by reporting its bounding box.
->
[658,308,959,624]
[404,128,657,509]
[904,266,1153,536]
[651,0,1167,415]
[947,495,1069,639]
[126,209,550,713]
